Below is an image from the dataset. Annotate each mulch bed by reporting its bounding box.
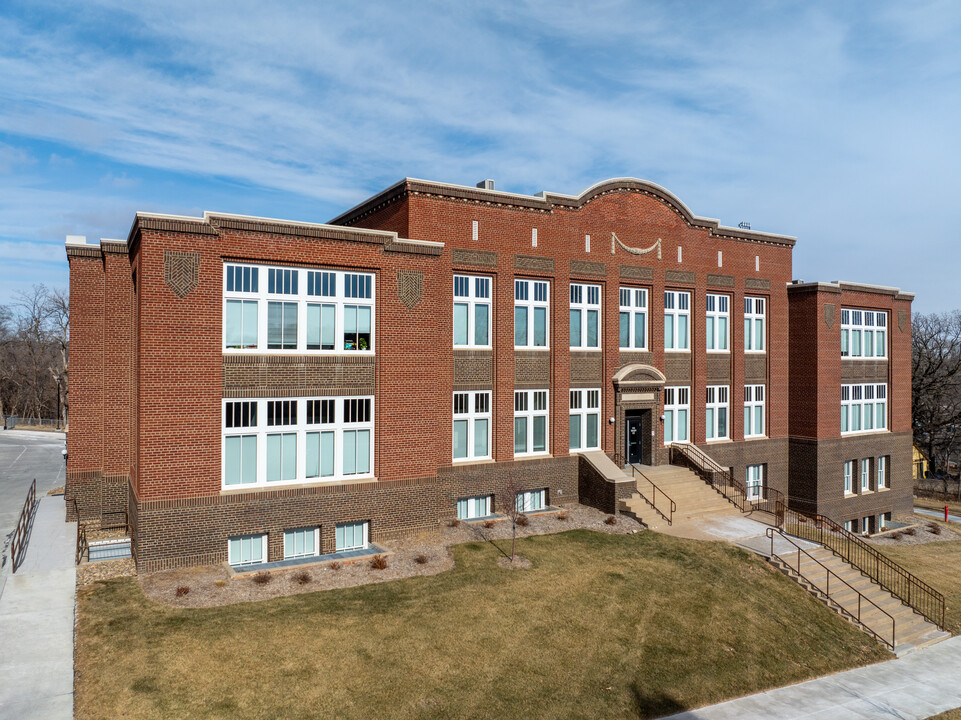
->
[868,515,960,547]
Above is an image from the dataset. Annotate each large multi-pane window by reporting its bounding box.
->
[744,385,765,438]
[454,275,491,347]
[705,294,729,352]
[569,388,600,451]
[663,386,690,443]
[457,495,493,520]
[516,489,547,512]
[514,390,549,456]
[844,460,854,494]
[224,264,374,353]
[744,297,766,352]
[664,291,690,351]
[841,383,887,434]
[515,279,549,348]
[841,309,887,359]
[222,396,374,488]
[570,284,601,349]
[619,287,648,350]
[706,386,729,441]
[228,534,267,566]
[746,465,764,501]
[453,391,491,461]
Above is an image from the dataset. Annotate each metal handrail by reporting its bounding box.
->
[628,464,676,525]
[101,508,129,533]
[767,527,895,649]
[71,498,89,565]
[11,479,37,573]
[780,504,946,630]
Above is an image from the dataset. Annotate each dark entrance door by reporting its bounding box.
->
[625,411,651,465]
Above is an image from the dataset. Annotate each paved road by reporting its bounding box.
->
[915,506,961,524]
[0,430,66,572]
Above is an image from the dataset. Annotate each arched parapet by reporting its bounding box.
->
[612,363,666,391]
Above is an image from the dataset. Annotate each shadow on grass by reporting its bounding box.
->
[631,683,687,718]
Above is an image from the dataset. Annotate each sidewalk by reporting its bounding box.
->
[661,634,961,720]
[0,494,76,720]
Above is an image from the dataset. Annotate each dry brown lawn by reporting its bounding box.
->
[75,530,889,720]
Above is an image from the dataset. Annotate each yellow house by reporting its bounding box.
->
[913,444,929,480]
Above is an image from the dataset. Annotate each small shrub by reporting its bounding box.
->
[904,527,916,537]
[605,515,617,526]
[293,570,312,585]
[414,554,429,565]
[214,580,227,588]
[516,514,530,527]
[370,555,388,570]
[329,561,343,571]
[930,523,942,535]
[557,511,570,521]
[252,571,272,585]
[891,532,902,541]
[448,518,461,528]
[175,585,190,598]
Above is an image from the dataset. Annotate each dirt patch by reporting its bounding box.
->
[869,516,960,547]
[497,556,533,570]
[138,505,644,608]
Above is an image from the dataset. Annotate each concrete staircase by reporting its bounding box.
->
[772,541,949,654]
[618,464,737,530]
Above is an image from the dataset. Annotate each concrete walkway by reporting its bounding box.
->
[916,506,961,524]
[661,634,961,719]
[0,494,76,719]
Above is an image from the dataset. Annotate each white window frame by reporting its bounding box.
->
[570,283,601,349]
[228,533,267,566]
[283,527,320,559]
[515,489,547,513]
[841,309,887,359]
[844,519,858,533]
[746,464,764,501]
[664,291,690,351]
[453,391,491,462]
[454,275,491,348]
[744,296,766,352]
[841,383,887,435]
[221,396,374,489]
[223,263,374,355]
[743,384,765,438]
[457,495,493,520]
[877,456,887,489]
[861,458,871,492]
[619,287,648,350]
[569,388,601,451]
[514,390,549,457]
[514,279,550,349]
[844,460,854,495]
[705,293,730,352]
[335,521,369,552]
[706,385,729,441]
[663,386,690,444]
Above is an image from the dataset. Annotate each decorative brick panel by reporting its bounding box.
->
[706,354,731,383]
[706,273,735,288]
[514,351,551,388]
[744,355,767,383]
[620,265,654,280]
[453,350,492,389]
[570,352,603,387]
[223,355,375,397]
[745,277,771,290]
[452,248,497,267]
[514,254,555,273]
[664,353,692,383]
[840,360,889,383]
[665,270,695,285]
[570,259,606,277]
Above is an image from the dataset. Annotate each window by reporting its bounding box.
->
[516,489,547,513]
[744,297,766,352]
[746,465,764,501]
[663,386,690,443]
[457,495,493,520]
[284,528,319,559]
[335,521,368,552]
[454,275,491,347]
[705,294,729,351]
[570,284,601,349]
[222,396,374,488]
[841,309,887,359]
[619,287,648,350]
[877,456,887,489]
[515,279,549,348]
[841,383,887,434]
[844,460,854,494]
[569,388,600,451]
[743,385,765,438]
[453,391,491,461]
[228,534,266,566]
[861,458,871,492]
[706,386,729,441]
[514,390,549,456]
[844,519,858,533]
[224,264,374,353]
[664,291,690,350]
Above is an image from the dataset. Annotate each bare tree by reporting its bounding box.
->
[45,287,69,426]
[913,311,961,487]
[500,475,527,562]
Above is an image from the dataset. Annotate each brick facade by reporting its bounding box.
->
[65,178,914,569]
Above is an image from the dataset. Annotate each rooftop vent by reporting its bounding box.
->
[738,221,751,230]
[476,179,495,191]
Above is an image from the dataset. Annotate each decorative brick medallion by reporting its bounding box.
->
[163,251,200,298]
[898,310,907,333]
[397,270,423,309]
[824,303,835,328]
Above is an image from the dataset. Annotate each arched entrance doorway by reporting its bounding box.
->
[612,364,665,467]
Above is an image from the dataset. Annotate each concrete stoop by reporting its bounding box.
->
[771,548,949,656]
[618,464,738,530]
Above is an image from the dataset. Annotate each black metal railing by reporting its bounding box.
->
[780,504,946,630]
[71,499,89,565]
[11,479,37,573]
[767,527,895,649]
[628,464,676,525]
[101,508,129,533]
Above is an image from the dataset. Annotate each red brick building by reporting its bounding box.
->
[65,177,913,570]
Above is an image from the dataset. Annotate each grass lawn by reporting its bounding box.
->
[75,530,889,720]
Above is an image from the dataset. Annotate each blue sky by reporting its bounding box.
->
[0,0,958,312]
